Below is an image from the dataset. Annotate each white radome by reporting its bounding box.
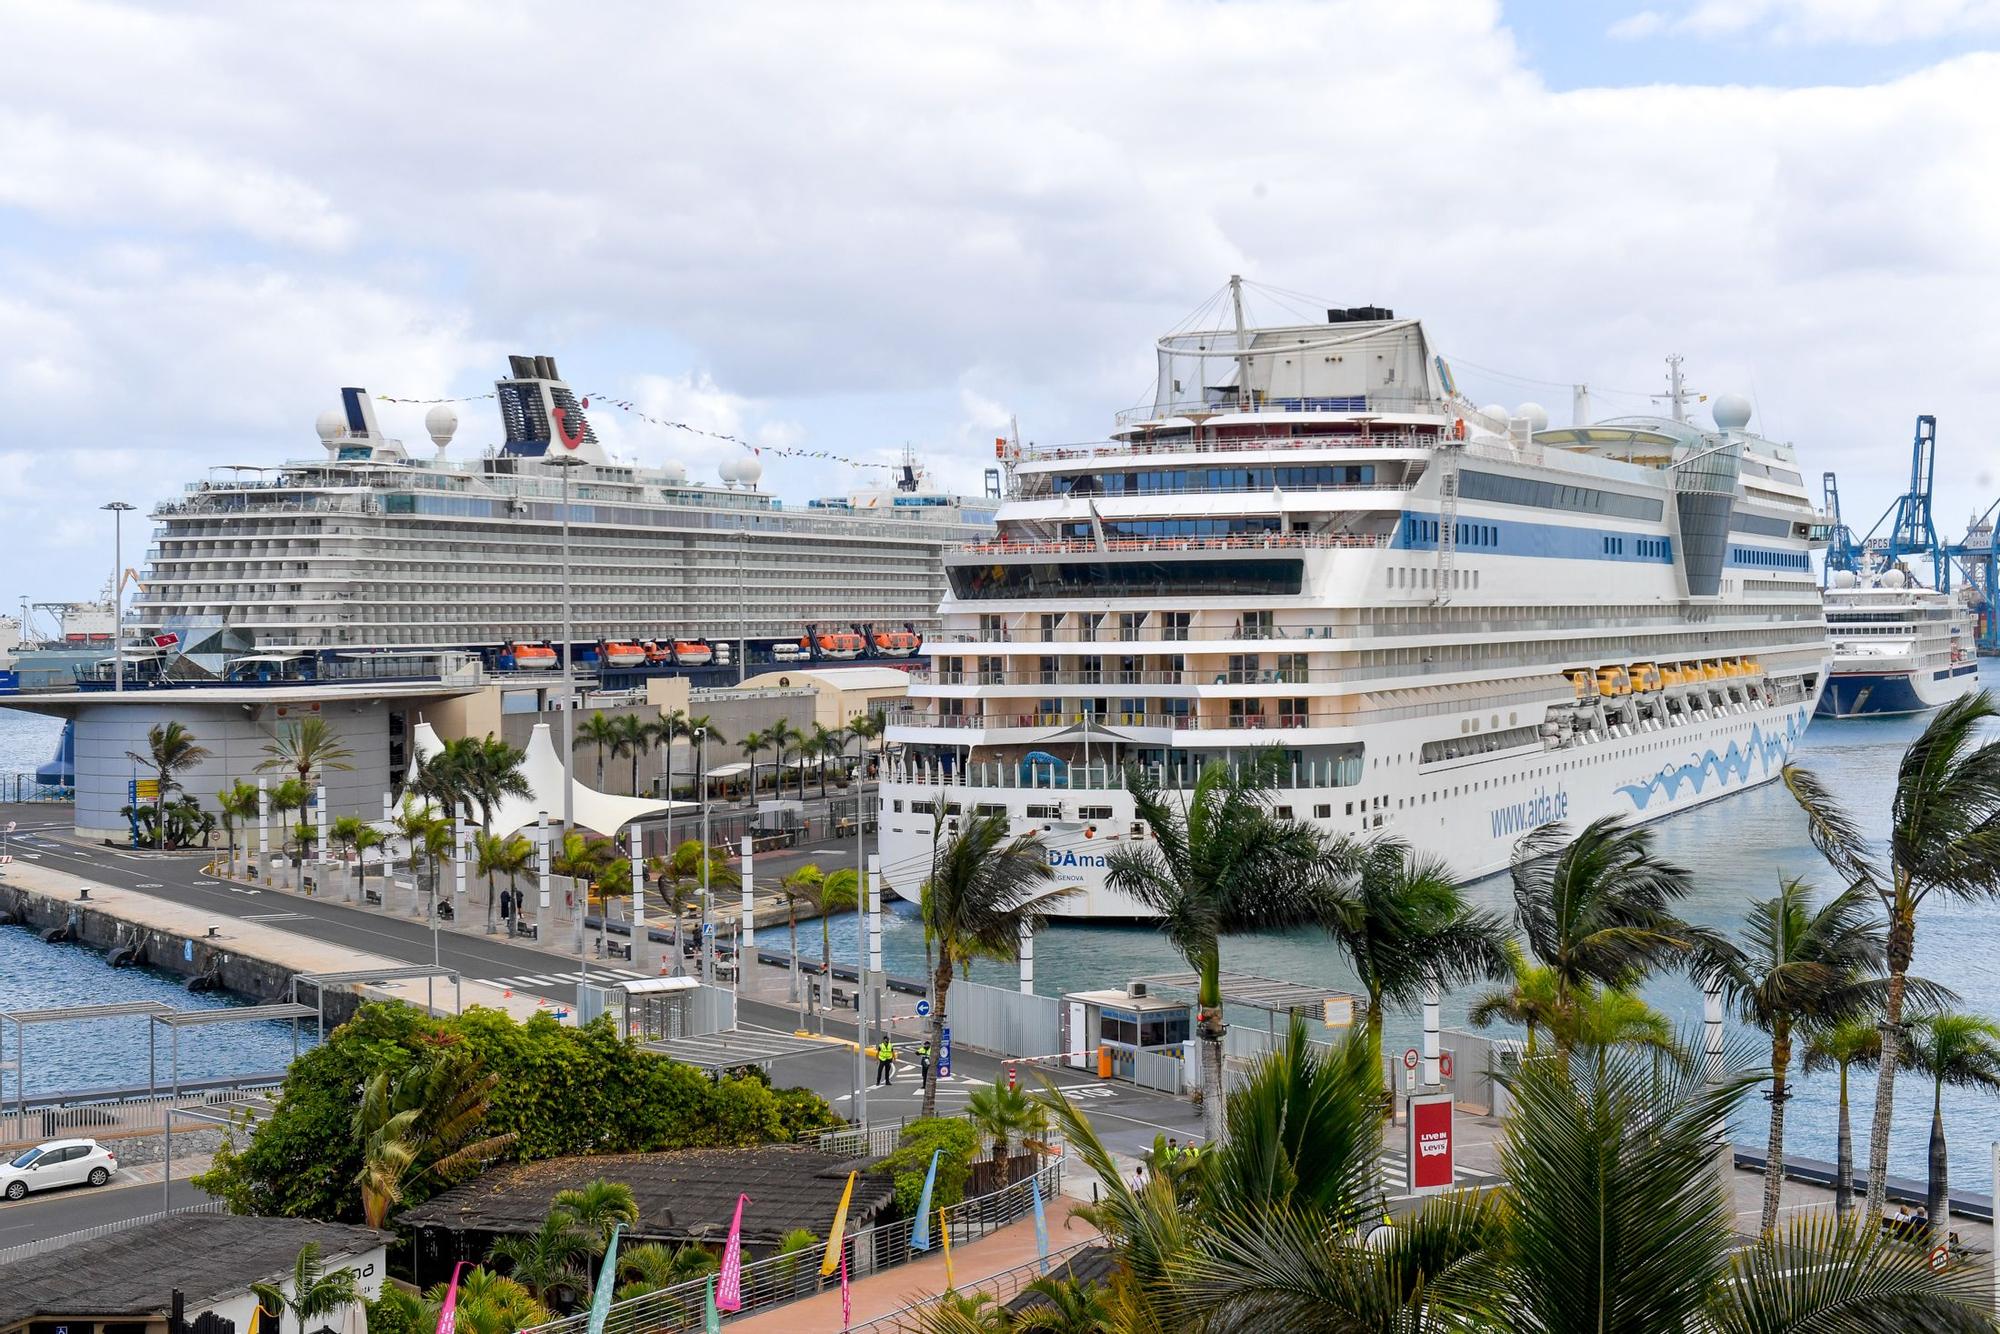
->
[1711,393,1753,432]
[315,409,347,442]
[1479,403,1508,423]
[1515,402,1550,432]
[737,454,764,487]
[424,405,459,447]
[718,456,742,486]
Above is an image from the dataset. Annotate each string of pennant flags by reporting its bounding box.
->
[374,389,898,470]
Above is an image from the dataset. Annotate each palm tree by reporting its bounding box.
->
[267,778,308,890]
[554,1178,640,1276]
[808,722,844,797]
[391,796,446,912]
[577,710,621,791]
[353,824,385,903]
[330,814,365,893]
[683,714,723,798]
[257,715,353,792]
[966,1082,1050,1175]
[475,830,531,930]
[1802,1017,1881,1222]
[611,713,652,795]
[920,813,1069,1117]
[1706,880,1912,1235]
[489,1211,590,1306]
[649,708,687,798]
[215,780,258,876]
[1782,691,2000,1220]
[461,736,530,836]
[419,1270,547,1334]
[649,839,741,973]
[1508,815,1709,1052]
[1013,1270,1116,1333]
[802,865,858,1001]
[124,721,211,848]
[738,728,768,799]
[1902,1011,2000,1237]
[1104,757,1342,1142]
[615,1241,718,1298]
[847,709,886,776]
[409,737,475,823]
[250,1242,360,1334]
[1469,949,1677,1058]
[353,1071,421,1228]
[1321,838,1510,1073]
[764,718,803,800]
[777,863,823,1007]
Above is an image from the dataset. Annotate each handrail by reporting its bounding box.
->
[951,532,1388,558]
[847,1239,1099,1332]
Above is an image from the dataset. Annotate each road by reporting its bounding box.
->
[0,1176,206,1248]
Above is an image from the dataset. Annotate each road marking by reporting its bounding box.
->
[136,882,165,889]
[242,912,309,922]
[191,880,220,886]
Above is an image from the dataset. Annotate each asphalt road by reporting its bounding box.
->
[0,1176,207,1248]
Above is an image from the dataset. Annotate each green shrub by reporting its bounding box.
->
[364,1287,421,1334]
[196,1003,837,1221]
[881,1116,980,1220]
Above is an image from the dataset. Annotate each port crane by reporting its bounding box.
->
[1947,500,2000,655]
[1820,471,1860,585]
[1848,415,1949,591]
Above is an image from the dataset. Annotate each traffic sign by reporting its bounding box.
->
[1929,1243,1950,1273]
[915,999,931,1018]
[1403,1047,1420,1070]
[938,1025,953,1078]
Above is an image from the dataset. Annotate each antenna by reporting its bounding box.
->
[1229,275,1255,410]
[1651,354,1699,423]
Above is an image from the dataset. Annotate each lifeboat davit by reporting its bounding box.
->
[871,629,921,658]
[643,641,675,665]
[599,641,647,668]
[815,631,864,660]
[505,641,558,670]
[672,640,714,667]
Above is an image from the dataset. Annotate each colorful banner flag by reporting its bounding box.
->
[704,1274,721,1334]
[939,1208,954,1289]
[586,1224,625,1334]
[820,1169,858,1277]
[840,1246,851,1330]
[245,1303,262,1334]
[434,1261,468,1334]
[1031,1173,1049,1273]
[716,1192,749,1311]
[909,1149,941,1252]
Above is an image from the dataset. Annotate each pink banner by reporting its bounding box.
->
[716,1193,750,1311]
[434,1261,468,1334]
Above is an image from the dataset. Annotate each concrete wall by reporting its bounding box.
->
[74,700,393,843]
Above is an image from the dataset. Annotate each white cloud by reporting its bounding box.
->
[1609,10,1669,38]
[0,0,1997,601]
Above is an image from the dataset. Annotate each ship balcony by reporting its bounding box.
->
[948,531,1387,561]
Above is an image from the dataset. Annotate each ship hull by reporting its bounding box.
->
[1815,661,1979,718]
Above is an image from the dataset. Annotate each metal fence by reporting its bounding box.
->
[0,1084,282,1149]
[516,1161,1063,1334]
[1126,1046,1185,1095]
[1439,1028,1522,1117]
[850,1239,1098,1332]
[0,1199,223,1264]
[947,980,1062,1062]
[0,774,70,804]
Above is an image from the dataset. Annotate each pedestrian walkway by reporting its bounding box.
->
[726,1194,1097,1331]
[478,965,652,995]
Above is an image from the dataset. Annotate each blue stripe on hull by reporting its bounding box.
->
[1816,673,1935,718]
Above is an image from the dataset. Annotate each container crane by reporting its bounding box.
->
[1947,499,2000,655]
[1858,415,1947,591]
[1820,471,1860,586]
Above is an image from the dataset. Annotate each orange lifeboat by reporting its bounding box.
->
[599,641,647,668]
[505,641,557,670]
[871,629,920,657]
[815,631,864,660]
[643,640,675,665]
[672,640,714,667]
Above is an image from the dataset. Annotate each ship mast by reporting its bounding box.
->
[1654,353,1699,423]
[1229,274,1255,410]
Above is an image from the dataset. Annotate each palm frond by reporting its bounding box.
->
[1709,1211,1993,1332]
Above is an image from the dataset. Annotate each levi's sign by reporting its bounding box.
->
[1406,1092,1454,1194]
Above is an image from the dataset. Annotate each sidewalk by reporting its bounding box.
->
[727,1195,1097,1331]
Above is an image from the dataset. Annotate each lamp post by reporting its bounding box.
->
[101,502,135,692]
[698,726,711,983]
[545,453,588,992]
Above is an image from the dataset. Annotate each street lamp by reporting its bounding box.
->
[545,452,588,992]
[101,502,135,692]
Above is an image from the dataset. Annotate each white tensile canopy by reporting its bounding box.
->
[408,720,691,836]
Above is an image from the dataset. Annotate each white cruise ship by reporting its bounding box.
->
[1816,568,1978,717]
[128,356,997,678]
[876,286,1831,918]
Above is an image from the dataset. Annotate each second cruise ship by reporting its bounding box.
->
[877,282,1831,917]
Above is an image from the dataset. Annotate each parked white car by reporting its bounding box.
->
[0,1138,118,1199]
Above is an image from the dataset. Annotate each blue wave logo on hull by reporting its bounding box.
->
[1615,710,1806,811]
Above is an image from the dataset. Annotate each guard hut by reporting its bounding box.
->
[1060,983,1192,1087]
[577,976,722,1040]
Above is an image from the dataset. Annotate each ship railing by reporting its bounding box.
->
[1108,391,1449,430]
[1009,476,1419,500]
[886,757,1367,793]
[1019,429,1441,465]
[950,532,1388,559]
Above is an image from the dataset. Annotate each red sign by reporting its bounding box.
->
[1402,1047,1420,1070]
[151,633,180,648]
[1406,1093,1454,1194]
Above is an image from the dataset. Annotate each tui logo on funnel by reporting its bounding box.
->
[551,402,589,450]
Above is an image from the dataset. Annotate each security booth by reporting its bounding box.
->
[578,975,717,1039]
[1061,984,1193,1085]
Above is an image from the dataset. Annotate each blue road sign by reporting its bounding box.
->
[915,999,931,1018]
[938,1025,952,1078]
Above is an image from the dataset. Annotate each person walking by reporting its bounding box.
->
[917,1040,932,1083]
[874,1036,896,1086]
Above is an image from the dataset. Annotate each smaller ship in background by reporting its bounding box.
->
[1816,565,1979,718]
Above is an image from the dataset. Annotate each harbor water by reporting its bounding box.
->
[8,691,2000,1188]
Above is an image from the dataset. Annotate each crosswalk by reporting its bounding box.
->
[478,966,652,993]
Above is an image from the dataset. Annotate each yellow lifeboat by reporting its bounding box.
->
[1595,665,1632,696]
[1568,669,1594,700]
[1659,663,1686,688]
[1629,662,1662,692]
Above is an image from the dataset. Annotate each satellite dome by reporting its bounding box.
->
[424,404,459,448]
[1515,402,1550,432]
[1832,569,1858,588]
[658,460,688,484]
[737,454,764,487]
[1882,568,1909,589]
[1479,404,1507,423]
[315,409,347,442]
[1711,393,1753,432]
[718,456,742,486]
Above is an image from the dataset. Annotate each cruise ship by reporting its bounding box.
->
[876,285,1831,917]
[127,356,998,679]
[1816,568,1978,717]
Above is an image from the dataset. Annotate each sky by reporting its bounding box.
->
[3,0,1998,606]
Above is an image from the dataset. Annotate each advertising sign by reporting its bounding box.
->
[1406,1092,1455,1194]
[938,1025,952,1078]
